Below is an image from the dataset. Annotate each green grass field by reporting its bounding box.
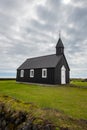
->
[71,80,87,87]
[0,80,87,119]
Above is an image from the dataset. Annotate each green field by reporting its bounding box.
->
[0,80,87,119]
[0,80,87,130]
[71,80,87,87]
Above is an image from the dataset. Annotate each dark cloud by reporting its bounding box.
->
[30,18,56,31]
[0,0,19,10]
[0,0,32,11]
[36,5,58,24]
[46,0,61,10]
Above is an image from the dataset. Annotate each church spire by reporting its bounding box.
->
[59,30,61,38]
[56,33,64,55]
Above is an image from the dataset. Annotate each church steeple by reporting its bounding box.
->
[56,35,64,55]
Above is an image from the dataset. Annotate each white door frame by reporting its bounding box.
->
[61,65,66,84]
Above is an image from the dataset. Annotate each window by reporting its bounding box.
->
[42,69,47,78]
[20,70,24,77]
[30,69,34,78]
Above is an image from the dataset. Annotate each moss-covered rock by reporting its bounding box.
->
[0,102,55,130]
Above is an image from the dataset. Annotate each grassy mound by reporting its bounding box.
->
[0,95,87,130]
[0,96,55,130]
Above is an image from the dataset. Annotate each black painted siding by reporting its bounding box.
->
[55,56,70,84]
[16,68,55,84]
[16,55,70,85]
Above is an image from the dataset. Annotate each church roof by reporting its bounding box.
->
[56,38,64,48]
[17,54,62,70]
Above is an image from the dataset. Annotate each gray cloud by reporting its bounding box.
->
[0,0,87,78]
[36,5,58,24]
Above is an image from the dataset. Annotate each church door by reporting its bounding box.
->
[61,65,66,84]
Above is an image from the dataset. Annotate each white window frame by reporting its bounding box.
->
[20,70,24,77]
[42,69,47,78]
[30,69,34,78]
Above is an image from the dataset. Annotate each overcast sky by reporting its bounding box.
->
[0,0,87,78]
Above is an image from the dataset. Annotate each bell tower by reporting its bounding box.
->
[56,33,64,55]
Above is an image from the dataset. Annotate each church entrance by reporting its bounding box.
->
[61,65,66,84]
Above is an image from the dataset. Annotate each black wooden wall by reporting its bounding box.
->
[55,55,70,84]
[16,68,55,84]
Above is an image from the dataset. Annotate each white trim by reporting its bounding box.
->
[42,69,47,78]
[30,69,34,78]
[61,65,66,84]
[20,70,24,77]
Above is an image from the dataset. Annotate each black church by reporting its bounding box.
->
[16,37,70,84]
